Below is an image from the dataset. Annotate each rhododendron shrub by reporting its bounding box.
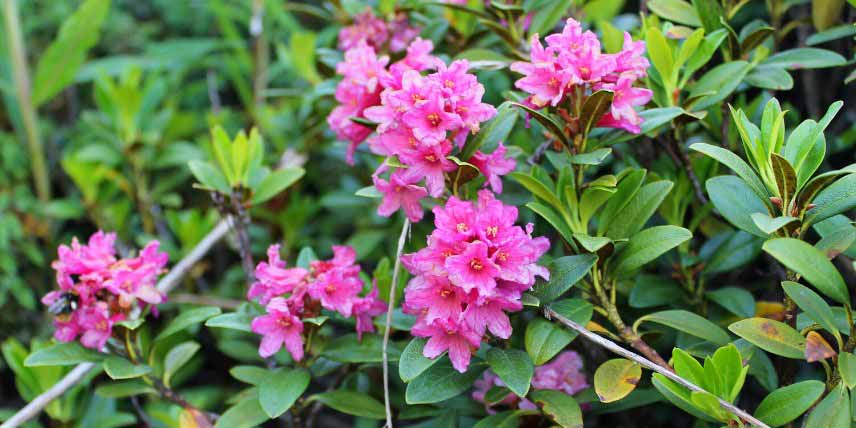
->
[43,232,168,349]
[8,2,855,428]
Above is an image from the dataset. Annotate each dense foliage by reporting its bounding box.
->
[1,0,854,427]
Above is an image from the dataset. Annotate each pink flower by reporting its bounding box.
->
[398,139,456,197]
[104,241,168,308]
[402,275,468,324]
[251,297,305,360]
[373,171,428,222]
[338,10,388,51]
[45,232,169,350]
[510,36,574,107]
[403,191,550,372]
[470,143,516,193]
[248,245,309,305]
[308,267,362,317]
[446,241,501,293]
[596,74,653,134]
[336,42,389,94]
[77,302,124,350]
[510,18,650,134]
[352,284,387,339]
[412,317,482,372]
[402,95,463,144]
[388,13,420,52]
[532,351,589,395]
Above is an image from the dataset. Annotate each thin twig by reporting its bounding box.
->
[543,306,771,428]
[229,191,256,284]
[0,219,232,428]
[381,218,411,428]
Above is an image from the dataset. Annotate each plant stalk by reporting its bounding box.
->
[3,0,50,201]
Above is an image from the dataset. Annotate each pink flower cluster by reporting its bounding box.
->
[249,245,386,361]
[511,18,652,133]
[328,36,511,222]
[42,231,168,349]
[338,9,420,53]
[472,351,588,412]
[402,191,550,372]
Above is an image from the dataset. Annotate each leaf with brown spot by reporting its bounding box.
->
[580,90,614,137]
[180,408,213,428]
[729,317,806,359]
[804,331,836,362]
[594,358,642,403]
[770,153,797,205]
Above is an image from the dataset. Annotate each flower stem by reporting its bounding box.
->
[381,218,410,428]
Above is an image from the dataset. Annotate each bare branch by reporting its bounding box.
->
[543,305,771,428]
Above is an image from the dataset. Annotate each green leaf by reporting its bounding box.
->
[839,352,856,389]
[163,341,200,386]
[229,365,268,385]
[689,61,751,110]
[706,287,756,318]
[636,310,730,345]
[486,348,534,397]
[103,356,152,380]
[762,238,848,304]
[629,275,682,308]
[529,390,583,428]
[289,32,320,83]
[745,66,794,91]
[640,107,685,135]
[804,385,850,428]
[511,172,563,213]
[525,318,575,365]
[510,102,568,145]
[750,213,798,235]
[646,27,675,85]
[25,342,105,366]
[728,318,806,359]
[761,47,847,70]
[526,202,574,243]
[460,101,517,160]
[310,390,385,419]
[31,0,111,106]
[251,168,305,204]
[188,160,230,194]
[472,410,535,428]
[405,359,486,404]
[648,0,702,26]
[752,380,824,427]
[259,368,310,418]
[580,90,614,135]
[95,380,156,398]
[807,24,856,45]
[154,306,222,342]
[803,173,856,227]
[594,359,642,403]
[321,333,400,363]
[781,281,839,338]
[706,176,769,237]
[527,0,573,37]
[770,153,797,202]
[215,392,269,428]
[399,338,442,383]
[569,148,612,165]
[532,254,597,303]
[690,143,768,201]
[604,181,675,240]
[204,312,253,333]
[612,226,692,275]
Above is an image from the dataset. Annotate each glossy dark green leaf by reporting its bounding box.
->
[533,254,597,303]
[399,338,442,383]
[405,359,486,404]
[636,310,730,345]
[754,380,825,426]
[259,368,310,418]
[763,238,848,304]
[155,306,222,342]
[25,342,105,366]
[530,390,583,428]
[486,348,534,397]
[612,226,692,275]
